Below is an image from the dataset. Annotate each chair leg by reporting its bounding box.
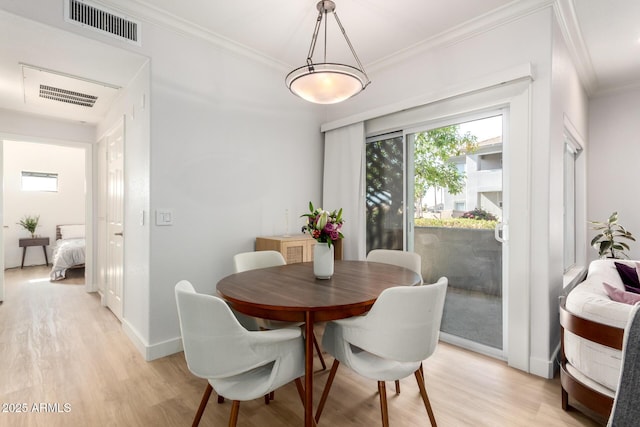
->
[315,359,340,423]
[217,395,225,404]
[294,377,306,405]
[228,400,240,427]
[263,389,275,404]
[378,381,390,427]
[192,383,213,427]
[395,380,400,394]
[312,332,327,370]
[414,369,437,427]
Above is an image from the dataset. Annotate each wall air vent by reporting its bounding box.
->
[64,0,141,46]
[39,85,98,108]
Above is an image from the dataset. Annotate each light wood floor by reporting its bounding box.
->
[0,266,605,427]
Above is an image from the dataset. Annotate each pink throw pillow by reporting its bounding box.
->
[603,282,640,305]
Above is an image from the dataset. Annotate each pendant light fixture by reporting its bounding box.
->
[285,0,370,104]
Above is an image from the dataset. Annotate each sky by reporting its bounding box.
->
[457,115,502,141]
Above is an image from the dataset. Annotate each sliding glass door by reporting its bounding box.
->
[366,112,507,358]
[407,114,505,355]
[365,133,404,253]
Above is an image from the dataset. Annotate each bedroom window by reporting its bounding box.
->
[21,171,58,192]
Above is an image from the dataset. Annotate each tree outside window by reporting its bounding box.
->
[413,125,477,217]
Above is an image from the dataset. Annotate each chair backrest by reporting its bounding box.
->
[343,277,448,362]
[175,280,266,379]
[233,250,286,273]
[366,249,423,283]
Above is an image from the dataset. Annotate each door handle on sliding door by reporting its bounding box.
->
[494,222,508,243]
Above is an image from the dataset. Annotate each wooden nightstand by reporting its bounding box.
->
[19,237,50,268]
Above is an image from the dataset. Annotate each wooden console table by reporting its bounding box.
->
[256,235,343,264]
[19,237,50,268]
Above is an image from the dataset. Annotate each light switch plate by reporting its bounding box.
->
[156,209,173,226]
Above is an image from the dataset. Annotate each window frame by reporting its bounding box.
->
[562,124,585,277]
[21,171,59,192]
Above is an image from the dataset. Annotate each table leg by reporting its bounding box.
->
[42,246,49,266]
[304,311,314,427]
[21,247,26,269]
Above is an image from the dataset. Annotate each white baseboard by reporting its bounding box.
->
[550,342,561,376]
[122,320,184,361]
[529,343,560,379]
[146,336,183,361]
[122,319,148,358]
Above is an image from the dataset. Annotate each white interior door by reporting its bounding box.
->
[106,119,124,320]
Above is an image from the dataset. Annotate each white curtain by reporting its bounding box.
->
[322,122,366,260]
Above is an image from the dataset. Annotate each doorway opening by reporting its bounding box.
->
[2,139,91,300]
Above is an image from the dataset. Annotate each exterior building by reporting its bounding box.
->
[443,136,503,220]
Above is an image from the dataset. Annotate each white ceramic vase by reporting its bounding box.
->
[313,242,334,279]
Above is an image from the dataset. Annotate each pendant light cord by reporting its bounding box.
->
[306,9,323,68]
[323,7,328,63]
[304,2,369,83]
[332,11,369,82]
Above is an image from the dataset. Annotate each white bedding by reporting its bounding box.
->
[50,238,86,281]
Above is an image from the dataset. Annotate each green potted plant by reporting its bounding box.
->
[589,212,635,259]
[17,214,40,238]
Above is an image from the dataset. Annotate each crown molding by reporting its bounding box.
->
[95,0,560,76]
[552,0,598,95]
[92,0,598,93]
[367,0,555,73]
[90,0,291,71]
[590,79,640,99]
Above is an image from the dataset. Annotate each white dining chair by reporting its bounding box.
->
[366,249,425,393]
[233,250,287,272]
[233,250,327,371]
[175,280,305,427]
[366,249,423,284]
[315,277,448,427]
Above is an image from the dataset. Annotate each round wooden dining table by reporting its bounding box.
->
[216,260,422,427]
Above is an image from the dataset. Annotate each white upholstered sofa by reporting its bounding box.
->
[560,259,638,418]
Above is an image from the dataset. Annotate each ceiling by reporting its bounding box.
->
[1,0,639,124]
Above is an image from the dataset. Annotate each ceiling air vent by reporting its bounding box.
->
[64,0,141,46]
[39,85,98,108]
[21,63,121,120]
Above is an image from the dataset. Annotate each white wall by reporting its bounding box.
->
[143,22,324,349]
[3,140,85,267]
[324,8,551,125]
[588,87,640,261]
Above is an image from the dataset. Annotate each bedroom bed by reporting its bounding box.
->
[50,224,86,281]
